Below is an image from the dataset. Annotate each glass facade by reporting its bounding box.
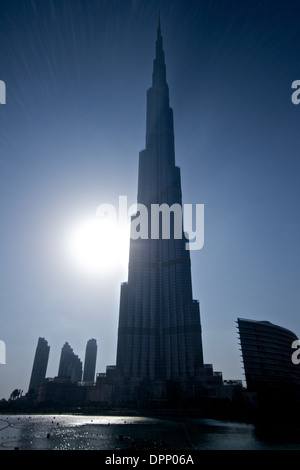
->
[28,337,50,396]
[58,342,82,383]
[115,21,204,397]
[237,318,300,393]
[83,338,97,383]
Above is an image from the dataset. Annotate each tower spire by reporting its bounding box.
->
[153,15,166,88]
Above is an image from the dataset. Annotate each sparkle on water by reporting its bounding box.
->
[1,414,300,450]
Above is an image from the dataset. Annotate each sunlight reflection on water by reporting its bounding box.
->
[0,414,300,450]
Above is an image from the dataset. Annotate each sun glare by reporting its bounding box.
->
[67,216,130,275]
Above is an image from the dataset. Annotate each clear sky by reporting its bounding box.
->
[0,0,300,400]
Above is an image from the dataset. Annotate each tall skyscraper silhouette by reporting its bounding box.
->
[115,19,205,402]
[28,337,50,396]
[83,338,97,382]
[58,342,82,383]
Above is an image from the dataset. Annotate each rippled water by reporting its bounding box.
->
[0,414,300,450]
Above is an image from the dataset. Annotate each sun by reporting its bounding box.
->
[67,216,130,275]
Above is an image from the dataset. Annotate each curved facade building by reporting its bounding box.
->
[237,318,300,395]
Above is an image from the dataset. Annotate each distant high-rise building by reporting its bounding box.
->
[28,337,50,396]
[83,338,97,382]
[114,19,206,402]
[58,342,82,383]
[237,318,300,398]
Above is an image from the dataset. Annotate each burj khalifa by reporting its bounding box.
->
[114,19,206,402]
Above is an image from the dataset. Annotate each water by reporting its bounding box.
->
[0,414,300,450]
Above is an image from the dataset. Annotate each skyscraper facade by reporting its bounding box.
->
[237,318,300,394]
[115,20,205,402]
[28,337,50,396]
[83,338,97,383]
[57,342,82,383]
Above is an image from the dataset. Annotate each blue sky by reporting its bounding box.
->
[0,0,300,399]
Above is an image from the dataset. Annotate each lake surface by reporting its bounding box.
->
[0,414,300,450]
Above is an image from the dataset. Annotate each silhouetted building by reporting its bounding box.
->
[28,337,50,396]
[237,318,300,405]
[83,338,97,383]
[37,377,80,405]
[57,342,82,383]
[88,370,117,404]
[113,19,214,404]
